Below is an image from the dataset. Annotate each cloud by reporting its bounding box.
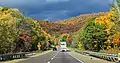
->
[0,0,47,7]
[46,0,70,3]
[0,0,113,21]
[29,10,69,21]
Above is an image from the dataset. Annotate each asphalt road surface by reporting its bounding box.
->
[17,51,82,63]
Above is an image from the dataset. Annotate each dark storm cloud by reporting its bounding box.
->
[0,0,113,21]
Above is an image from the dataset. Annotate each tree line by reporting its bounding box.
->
[0,6,53,54]
[71,5,120,53]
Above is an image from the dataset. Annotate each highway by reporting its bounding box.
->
[17,51,82,63]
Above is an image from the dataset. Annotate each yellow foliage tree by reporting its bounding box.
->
[0,7,18,53]
[95,12,113,29]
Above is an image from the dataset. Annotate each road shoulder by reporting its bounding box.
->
[67,51,114,63]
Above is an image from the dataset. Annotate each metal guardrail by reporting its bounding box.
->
[0,52,30,61]
[75,51,118,62]
[0,50,49,61]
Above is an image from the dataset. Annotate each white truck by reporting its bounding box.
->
[60,42,69,52]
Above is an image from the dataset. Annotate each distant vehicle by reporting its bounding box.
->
[60,41,70,52]
[60,42,67,52]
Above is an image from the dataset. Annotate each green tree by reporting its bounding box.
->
[80,20,108,52]
[61,34,67,42]
[24,18,46,50]
[109,6,120,31]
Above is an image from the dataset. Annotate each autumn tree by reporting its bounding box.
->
[0,7,49,53]
[79,19,108,52]
[0,7,18,54]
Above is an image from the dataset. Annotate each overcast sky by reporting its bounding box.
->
[0,0,113,21]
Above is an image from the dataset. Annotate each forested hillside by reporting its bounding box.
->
[71,5,120,53]
[58,12,108,25]
[39,12,107,34]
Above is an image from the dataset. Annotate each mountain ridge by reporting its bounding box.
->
[39,12,108,34]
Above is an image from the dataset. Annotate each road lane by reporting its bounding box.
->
[17,51,83,63]
[50,52,82,63]
[17,51,58,63]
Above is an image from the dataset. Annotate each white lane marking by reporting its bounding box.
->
[52,51,59,59]
[67,52,84,63]
[47,51,59,63]
[52,57,72,58]
[47,61,50,63]
[51,58,53,60]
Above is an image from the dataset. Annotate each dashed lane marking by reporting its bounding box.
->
[48,51,59,63]
[47,61,50,63]
[67,52,84,63]
[51,58,53,60]
[52,51,59,59]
